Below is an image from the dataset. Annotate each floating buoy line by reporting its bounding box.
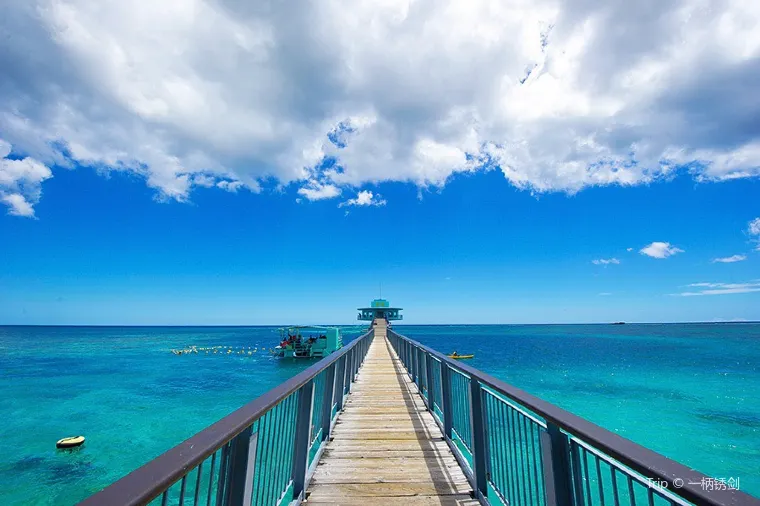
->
[170,345,275,356]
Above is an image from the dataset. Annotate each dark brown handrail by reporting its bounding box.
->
[79,329,373,506]
[388,329,760,506]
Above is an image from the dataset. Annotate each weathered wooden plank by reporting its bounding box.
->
[306,496,479,506]
[317,458,462,470]
[323,440,450,451]
[306,482,472,498]
[311,467,469,483]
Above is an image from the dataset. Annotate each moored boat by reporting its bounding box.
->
[273,326,343,358]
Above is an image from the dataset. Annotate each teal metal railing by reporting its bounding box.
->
[80,330,374,506]
[387,329,759,506]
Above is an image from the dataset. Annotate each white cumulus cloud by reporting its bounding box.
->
[0,139,53,217]
[712,254,747,263]
[1,0,760,212]
[592,258,620,265]
[640,242,684,259]
[339,190,387,207]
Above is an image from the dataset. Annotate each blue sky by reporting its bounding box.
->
[1,1,760,324]
[2,165,758,325]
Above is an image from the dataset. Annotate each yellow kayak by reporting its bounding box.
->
[448,354,474,360]
[56,436,85,449]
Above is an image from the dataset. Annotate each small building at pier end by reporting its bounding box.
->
[357,299,403,323]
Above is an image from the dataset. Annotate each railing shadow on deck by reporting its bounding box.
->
[384,338,475,500]
[387,328,760,506]
[79,330,375,506]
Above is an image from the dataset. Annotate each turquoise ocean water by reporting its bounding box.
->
[1,324,758,504]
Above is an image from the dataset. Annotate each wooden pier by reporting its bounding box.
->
[306,320,476,505]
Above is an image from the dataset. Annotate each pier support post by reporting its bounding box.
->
[540,422,575,506]
[469,379,490,502]
[321,362,337,441]
[291,379,315,501]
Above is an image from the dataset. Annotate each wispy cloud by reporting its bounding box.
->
[640,242,684,259]
[749,218,760,250]
[712,254,746,263]
[626,248,633,252]
[592,258,620,265]
[339,190,387,208]
[598,292,612,296]
[674,281,760,296]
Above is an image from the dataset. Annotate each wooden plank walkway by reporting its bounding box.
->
[305,321,476,505]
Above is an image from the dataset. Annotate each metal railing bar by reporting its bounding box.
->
[269,404,284,506]
[178,475,187,506]
[265,407,280,506]
[192,461,202,506]
[254,416,268,505]
[215,443,230,506]
[596,455,605,506]
[277,397,296,506]
[499,400,512,503]
[530,422,543,505]
[611,467,621,506]
[582,446,593,506]
[627,473,637,506]
[205,452,216,506]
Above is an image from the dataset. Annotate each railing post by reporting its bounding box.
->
[291,380,315,501]
[540,423,575,506]
[347,348,355,392]
[321,362,337,441]
[469,379,489,502]
[224,426,257,506]
[425,353,434,410]
[336,355,347,410]
[420,350,427,394]
[417,348,423,388]
[441,362,453,438]
[412,346,418,384]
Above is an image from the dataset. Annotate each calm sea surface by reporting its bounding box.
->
[1,324,758,504]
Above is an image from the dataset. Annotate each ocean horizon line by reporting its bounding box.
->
[2,320,758,328]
